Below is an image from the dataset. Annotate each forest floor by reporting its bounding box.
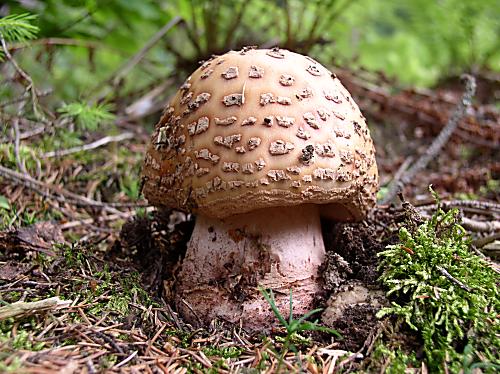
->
[0,70,498,373]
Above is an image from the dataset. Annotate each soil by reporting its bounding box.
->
[318,206,404,352]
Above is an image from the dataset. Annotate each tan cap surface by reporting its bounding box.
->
[142,48,378,220]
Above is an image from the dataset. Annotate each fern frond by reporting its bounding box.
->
[58,102,116,131]
[0,13,39,42]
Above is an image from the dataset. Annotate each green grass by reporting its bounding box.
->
[258,287,341,370]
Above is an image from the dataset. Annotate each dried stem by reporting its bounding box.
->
[92,16,182,101]
[42,132,134,158]
[415,199,500,213]
[381,75,477,204]
[0,33,47,122]
[223,0,252,49]
[0,297,72,321]
[0,164,148,213]
[436,266,472,292]
[12,116,28,175]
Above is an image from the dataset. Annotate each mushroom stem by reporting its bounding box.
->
[176,204,325,331]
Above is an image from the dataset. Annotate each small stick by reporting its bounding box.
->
[42,132,134,158]
[12,116,28,175]
[114,350,138,369]
[417,210,499,233]
[415,199,500,213]
[460,217,500,233]
[0,33,47,122]
[436,266,472,292]
[113,16,182,84]
[92,16,182,101]
[380,75,477,204]
[0,164,148,211]
[0,297,72,320]
[472,232,500,249]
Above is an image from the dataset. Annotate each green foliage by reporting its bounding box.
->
[0,13,38,42]
[0,202,51,230]
[371,344,419,373]
[57,102,115,131]
[377,193,500,372]
[0,143,40,173]
[3,0,499,91]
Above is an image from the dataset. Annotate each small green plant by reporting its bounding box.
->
[259,287,341,342]
[57,102,116,131]
[0,13,38,60]
[259,286,341,370]
[377,190,499,372]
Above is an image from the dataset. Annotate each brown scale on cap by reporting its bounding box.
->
[142,48,378,220]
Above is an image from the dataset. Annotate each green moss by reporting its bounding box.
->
[202,346,243,359]
[0,319,45,352]
[370,344,419,373]
[0,356,23,373]
[377,191,500,372]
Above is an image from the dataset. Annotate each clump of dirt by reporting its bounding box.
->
[320,206,403,352]
[333,303,381,352]
[112,209,194,300]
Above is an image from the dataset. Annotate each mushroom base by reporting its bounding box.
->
[175,204,325,331]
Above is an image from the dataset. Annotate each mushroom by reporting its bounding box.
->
[141,48,378,331]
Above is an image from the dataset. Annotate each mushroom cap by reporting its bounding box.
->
[142,48,378,220]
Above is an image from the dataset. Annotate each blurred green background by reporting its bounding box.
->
[2,0,499,106]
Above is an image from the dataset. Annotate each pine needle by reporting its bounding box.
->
[57,102,116,130]
[0,13,39,42]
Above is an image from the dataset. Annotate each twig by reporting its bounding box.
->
[1,123,46,143]
[460,217,500,233]
[415,199,500,213]
[111,17,181,86]
[223,0,252,48]
[0,164,147,212]
[435,266,472,292]
[0,297,72,320]
[201,0,220,54]
[417,209,499,233]
[114,351,138,369]
[179,298,203,327]
[0,33,47,122]
[42,132,134,158]
[382,156,414,197]
[93,331,124,354]
[0,89,52,110]
[185,1,203,56]
[123,80,173,120]
[8,37,102,52]
[59,207,155,230]
[90,16,181,102]
[472,232,500,248]
[12,116,28,175]
[283,0,293,48]
[381,74,477,204]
